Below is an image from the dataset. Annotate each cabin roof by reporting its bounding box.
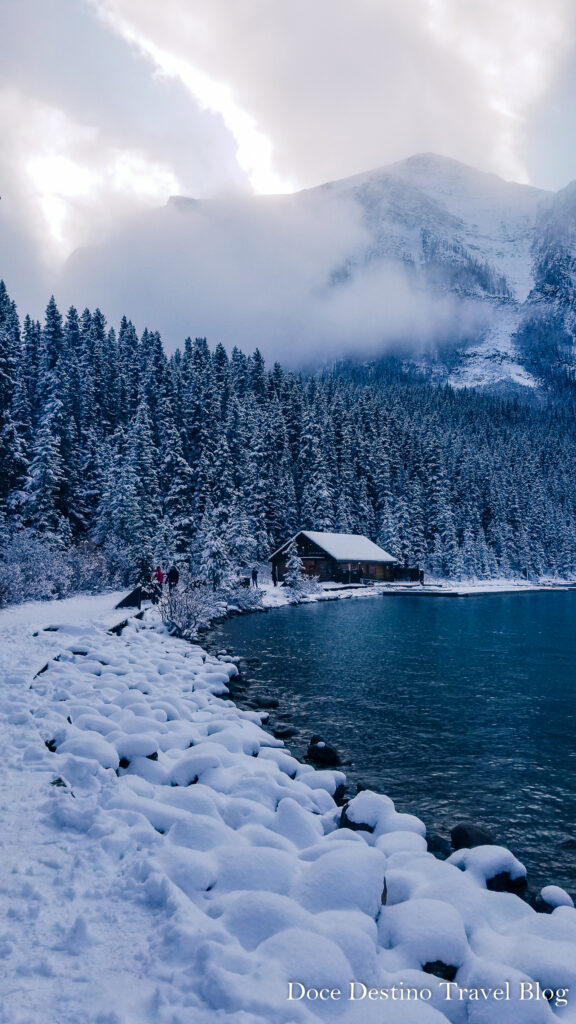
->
[269,530,399,564]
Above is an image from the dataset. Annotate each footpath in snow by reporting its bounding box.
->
[1,599,576,1024]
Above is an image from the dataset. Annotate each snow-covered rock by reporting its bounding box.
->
[539,885,575,910]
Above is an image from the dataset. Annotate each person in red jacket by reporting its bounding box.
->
[151,566,164,604]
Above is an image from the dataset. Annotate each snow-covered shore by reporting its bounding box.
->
[1,598,576,1024]
[258,577,576,612]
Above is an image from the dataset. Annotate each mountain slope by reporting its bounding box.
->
[60,154,576,391]
[314,154,553,389]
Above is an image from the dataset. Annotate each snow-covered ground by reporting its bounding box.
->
[447,302,539,391]
[258,577,574,611]
[1,597,575,1024]
[0,591,125,682]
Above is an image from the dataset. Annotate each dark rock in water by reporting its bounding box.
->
[272,726,297,739]
[340,804,374,834]
[451,822,496,850]
[228,680,247,690]
[427,834,452,859]
[558,837,576,851]
[333,783,347,806]
[423,962,458,982]
[486,871,527,895]
[533,894,555,915]
[227,683,248,696]
[253,695,279,709]
[246,657,260,667]
[306,737,341,767]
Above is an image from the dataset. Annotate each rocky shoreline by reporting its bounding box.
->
[2,596,576,1023]
[210,639,575,917]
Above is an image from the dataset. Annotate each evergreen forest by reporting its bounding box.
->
[1,280,576,604]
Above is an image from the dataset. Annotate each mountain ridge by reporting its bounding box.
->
[315,154,575,390]
[64,153,576,391]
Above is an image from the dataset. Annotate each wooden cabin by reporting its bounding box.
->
[269,530,404,584]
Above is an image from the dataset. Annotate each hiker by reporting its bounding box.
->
[271,564,278,587]
[251,567,259,587]
[151,566,164,604]
[167,565,180,593]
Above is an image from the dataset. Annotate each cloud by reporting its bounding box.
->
[2,0,575,339]
[0,0,247,310]
[94,0,576,190]
[57,185,487,366]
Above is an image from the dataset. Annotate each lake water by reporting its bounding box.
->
[212,591,576,896]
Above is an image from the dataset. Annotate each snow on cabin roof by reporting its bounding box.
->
[270,531,399,563]
[303,531,398,563]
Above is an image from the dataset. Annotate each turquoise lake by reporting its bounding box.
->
[213,591,576,895]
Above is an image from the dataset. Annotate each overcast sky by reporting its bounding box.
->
[1,0,576,343]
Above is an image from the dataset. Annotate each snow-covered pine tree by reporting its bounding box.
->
[226,495,258,572]
[38,296,64,405]
[283,539,308,594]
[127,400,162,560]
[0,282,22,506]
[196,499,232,591]
[159,403,195,555]
[24,399,65,535]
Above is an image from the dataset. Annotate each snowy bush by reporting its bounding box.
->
[225,580,264,612]
[0,529,74,605]
[98,541,142,589]
[65,541,110,592]
[159,573,263,637]
[159,580,223,637]
[0,529,111,608]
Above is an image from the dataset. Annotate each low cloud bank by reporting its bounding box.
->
[57,189,485,365]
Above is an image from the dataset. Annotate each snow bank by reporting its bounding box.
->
[257,578,575,615]
[1,603,575,1024]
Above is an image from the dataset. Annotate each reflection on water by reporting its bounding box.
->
[213,592,576,895]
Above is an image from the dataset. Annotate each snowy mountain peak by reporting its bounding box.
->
[307,155,571,389]
[62,153,576,392]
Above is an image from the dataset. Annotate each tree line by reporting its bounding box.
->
[1,280,576,603]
